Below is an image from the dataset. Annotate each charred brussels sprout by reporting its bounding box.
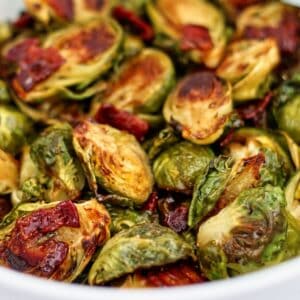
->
[25,0,112,24]
[88,223,194,285]
[0,150,18,195]
[73,121,154,205]
[0,105,34,155]
[100,48,175,115]
[0,199,110,281]
[153,141,214,194]
[197,186,287,280]
[163,72,232,145]
[217,39,280,102]
[29,124,85,202]
[6,19,122,103]
[146,0,227,68]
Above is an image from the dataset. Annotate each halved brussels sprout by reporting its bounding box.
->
[197,185,287,280]
[25,0,112,24]
[88,223,194,285]
[73,121,154,205]
[223,128,293,177]
[217,39,280,102]
[163,72,233,145]
[0,199,110,281]
[0,150,18,195]
[285,171,300,222]
[153,141,214,194]
[0,105,34,155]
[97,48,175,115]
[146,0,227,67]
[6,19,122,103]
[29,123,85,202]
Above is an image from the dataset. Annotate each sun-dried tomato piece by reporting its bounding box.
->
[136,262,206,287]
[11,41,65,92]
[95,103,150,141]
[46,0,74,21]
[112,5,154,41]
[158,197,188,233]
[13,12,34,29]
[0,201,79,277]
[143,192,159,213]
[244,12,299,53]
[180,25,213,52]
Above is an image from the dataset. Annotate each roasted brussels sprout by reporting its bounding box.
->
[29,124,85,202]
[0,150,18,195]
[197,185,287,280]
[5,19,122,103]
[0,105,34,155]
[163,72,232,145]
[88,223,194,285]
[73,121,154,205]
[217,39,280,102]
[0,81,10,104]
[0,22,12,44]
[96,48,175,115]
[285,171,300,222]
[153,141,214,194]
[0,199,110,281]
[25,0,112,24]
[146,0,227,67]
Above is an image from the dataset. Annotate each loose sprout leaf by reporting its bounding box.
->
[88,223,195,285]
[0,199,110,282]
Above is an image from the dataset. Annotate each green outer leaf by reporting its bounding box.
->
[88,223,194,285]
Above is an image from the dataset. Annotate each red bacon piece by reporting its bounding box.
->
[0,201,79,277]
[46,0,74,21]
[113,5,154,41]
[244,12,299,53]
[12,12,34,29]
[6,38,39,63]
[180,25,214,52]
[143,192,159,213]
[95,103,150,141]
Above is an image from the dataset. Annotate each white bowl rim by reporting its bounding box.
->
[0,256,300,300]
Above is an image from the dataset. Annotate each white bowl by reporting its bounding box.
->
[1,1,300,300]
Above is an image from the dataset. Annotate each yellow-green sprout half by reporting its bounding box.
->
[146,0,227,68]
[25,0,112,24]
[217,39,280,102]
[0,149,18,195]
[163,72,232,145]
[73,121,154,205]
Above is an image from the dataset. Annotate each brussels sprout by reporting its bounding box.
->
[73,121,154,205]
[88,223,194,285]
[285,171,300,222]
[122,34,145,59]
[163,72,233,145]
[223,128,293,178]
[217,39,280,102]
[25,0,112,24]
[0,81,10,104]
[107,205,153,235]
[146,0,227,68]
[0,22,12,44]
[0,199,110,281]
[7,19,122,103]
[153,141,214,194]
[0,105,34,155]
[0,150,18,195]
[29,124,85,202]
[100,48,175,115]
[197,186,287,280]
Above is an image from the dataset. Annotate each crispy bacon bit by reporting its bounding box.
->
[46,0,74,21]
[95,104,150,141]
[158,197,188,233]
[180,25,213,53]
[143,192,159,213]
[244,12,299,53]
[237,92,273,126]
[0,198,12,221]
[113,5,154,41]
[8,39,65,93]
[219,129,235,148]
[0,201,79,277]
[60,25,115,63]
[136,262,206,287]
[85,0,105,10]
[13,12,34,29]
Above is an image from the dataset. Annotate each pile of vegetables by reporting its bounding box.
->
[0,0,299,287]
